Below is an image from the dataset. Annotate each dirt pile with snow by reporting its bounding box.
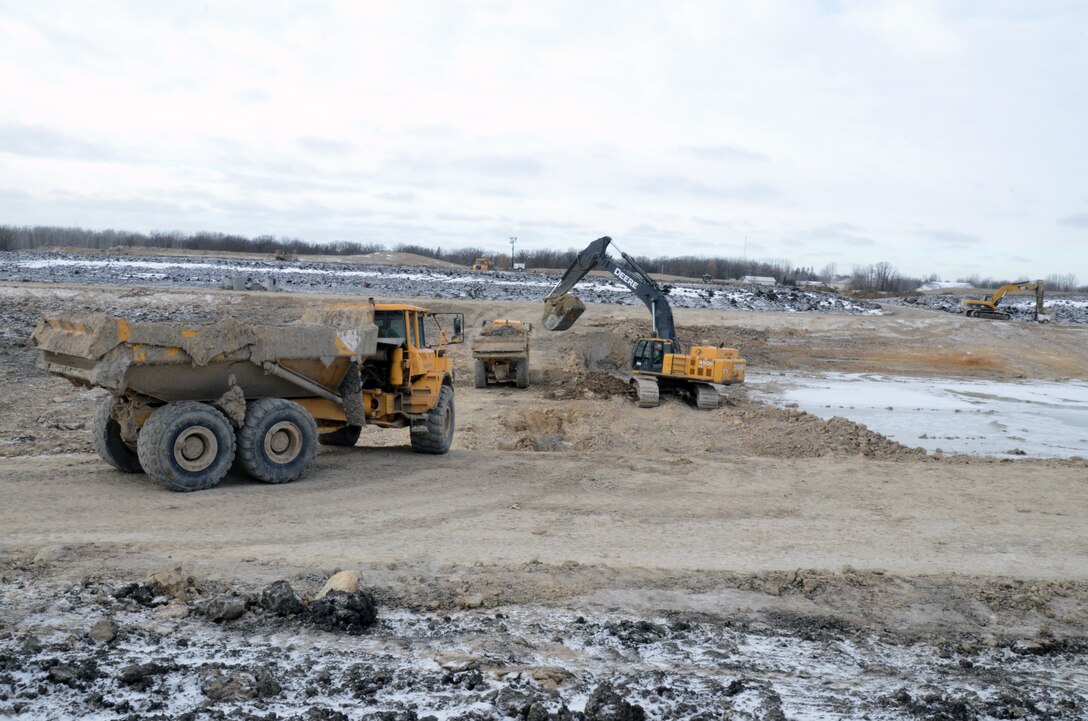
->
[1,250,884,315]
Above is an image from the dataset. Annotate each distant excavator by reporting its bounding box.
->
[963,280,1047,321]
[542,236,746,409]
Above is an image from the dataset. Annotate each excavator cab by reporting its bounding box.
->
[632,339,669,374]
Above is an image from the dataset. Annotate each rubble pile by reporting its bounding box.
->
[0,251,885,315]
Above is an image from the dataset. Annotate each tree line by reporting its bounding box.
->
[0,225,383,257]
[2,224,1081,291]
[394,244,820,284]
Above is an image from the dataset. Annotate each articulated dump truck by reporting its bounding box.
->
[32,302,464,492]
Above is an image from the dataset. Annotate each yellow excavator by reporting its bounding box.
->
[542,236,746,409]
[963,280,1046,321]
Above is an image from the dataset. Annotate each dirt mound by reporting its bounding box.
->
[479,322,526,337]
[570,330,636,371]
[543,370,632,400]
[510,409,578,451]
[719,399,929,460]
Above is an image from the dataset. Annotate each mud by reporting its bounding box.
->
[2,563,1086,721]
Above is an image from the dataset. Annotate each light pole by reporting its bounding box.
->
[509,236,517,269]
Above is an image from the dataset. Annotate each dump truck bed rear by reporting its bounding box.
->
[32,306,379,402]
[471,336,529,359]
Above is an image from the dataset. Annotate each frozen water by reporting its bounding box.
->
[749,372,1088,458]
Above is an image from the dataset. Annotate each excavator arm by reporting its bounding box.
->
[542,236,679,347]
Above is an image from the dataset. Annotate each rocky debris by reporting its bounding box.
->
[118,661,173,691]
[1,568,1085,721]
[200,668,260,702]
[583,682,646,721]
[200,595,248,623]
[261,579,306,616]
[86,618,117,644]
[307,589,378,635]
[113,582,162,607]
[316,569,361,599]
[0,250,886,315]
[144,563,191,601]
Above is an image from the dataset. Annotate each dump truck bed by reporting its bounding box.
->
[471,337,530,359]
[471,323,529,360]
[32,305,379,402]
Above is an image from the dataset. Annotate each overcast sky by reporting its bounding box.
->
[1,1,1086,281]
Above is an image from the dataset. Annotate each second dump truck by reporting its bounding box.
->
[472,320,531,389]
[32,302,464,492]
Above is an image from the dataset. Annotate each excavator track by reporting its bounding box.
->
[694,383,723,410]
[633,377,660,408]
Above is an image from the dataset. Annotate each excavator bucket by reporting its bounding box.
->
[542,293,585,331]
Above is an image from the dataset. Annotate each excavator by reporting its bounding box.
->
[963,280,1047,321]
[542,236,746,409]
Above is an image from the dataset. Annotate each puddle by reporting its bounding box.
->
[748,372,1088,458]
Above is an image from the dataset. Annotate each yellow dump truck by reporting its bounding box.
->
[32,302,464,492]
[472,320,531,389]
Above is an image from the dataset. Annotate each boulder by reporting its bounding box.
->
[308,590,378,635]
[261,580,305,616]
[202,596,248,623]
[316,570,361,599]
[87,618,118,644]
[144,564,190,601]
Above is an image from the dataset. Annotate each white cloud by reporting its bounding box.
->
[0,1,1085,282]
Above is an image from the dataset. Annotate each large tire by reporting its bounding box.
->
[410,385,454,454]
[236,399,318,484]
[514,359,529,389]
[319,424,362,447]
[137,402,235,492]
[474,359,488,389]
[92,396,143,474]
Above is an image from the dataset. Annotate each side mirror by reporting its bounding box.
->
[454,317,463,337]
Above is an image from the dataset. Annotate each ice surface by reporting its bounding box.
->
[749,372,1088,458]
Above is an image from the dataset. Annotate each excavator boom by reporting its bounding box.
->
[542,236,679,347]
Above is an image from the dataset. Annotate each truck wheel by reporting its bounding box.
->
[474,359,488,389]
[319,424,362,447]
[237,399,318,484]
[411,385,454,454]
[137,401,235,492]
[92,396,143,474]
[515,359,530,389]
